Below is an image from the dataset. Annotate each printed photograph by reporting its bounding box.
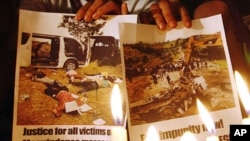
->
[15,10,135,125]
[123,32,236,125]
[17,66,125,125]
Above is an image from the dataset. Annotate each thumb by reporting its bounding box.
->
[121,2,129,15]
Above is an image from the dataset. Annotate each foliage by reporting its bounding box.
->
[124,34,226,67]
[58,15,108,44]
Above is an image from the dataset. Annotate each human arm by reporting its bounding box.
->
[75,0,128,21]
[19,0,74,13]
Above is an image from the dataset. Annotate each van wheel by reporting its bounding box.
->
[64,60,78,70]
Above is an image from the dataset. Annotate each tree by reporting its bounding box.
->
[58,15,108,44]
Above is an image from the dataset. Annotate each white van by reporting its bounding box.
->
[19,32,91,70]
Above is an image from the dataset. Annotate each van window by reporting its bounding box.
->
[64,37,85,61]
[21,32,30,45]
[36,42,51,58]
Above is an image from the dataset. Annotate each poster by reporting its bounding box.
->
[12,9,137,141]
[119,15,242,141]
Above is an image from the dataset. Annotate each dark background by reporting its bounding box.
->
[0,0,250,140]
[0,1,19,140]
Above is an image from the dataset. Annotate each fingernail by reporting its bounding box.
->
[75,15,80,21]
[92,13,99,19]
[169,21,176,28]
[159,23,166,30]
[185,21,192,28]
[84,15,90,22]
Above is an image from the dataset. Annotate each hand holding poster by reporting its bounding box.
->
[119,14,242,141]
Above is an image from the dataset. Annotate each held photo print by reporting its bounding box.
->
[13,9,137,140]
[119,14,242,141]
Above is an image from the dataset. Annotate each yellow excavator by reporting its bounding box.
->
[181,33,222,77]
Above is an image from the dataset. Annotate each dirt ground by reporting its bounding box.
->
[126,62,236,125]
[15,60,236,126]
[16,64,126,126]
